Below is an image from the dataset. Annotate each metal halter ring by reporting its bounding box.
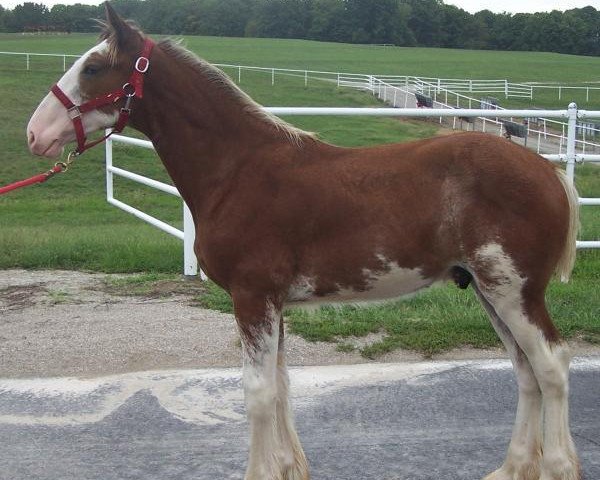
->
[122,82,136,97]
[135,56,150,73]
[53,161,68,172]
[55,150,79,172]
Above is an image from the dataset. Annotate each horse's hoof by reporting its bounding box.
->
[483,463,540,480]
[540,456,581,480]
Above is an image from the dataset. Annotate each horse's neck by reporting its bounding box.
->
[130,45,284,211]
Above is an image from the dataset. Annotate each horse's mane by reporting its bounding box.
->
[98,19,312,145]
[156,38,313,146]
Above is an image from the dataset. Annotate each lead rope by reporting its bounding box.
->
[0,151,77,196]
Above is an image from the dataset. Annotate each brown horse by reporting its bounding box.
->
[26,5,581,480]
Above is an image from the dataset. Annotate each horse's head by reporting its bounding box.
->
[27,3,147,158]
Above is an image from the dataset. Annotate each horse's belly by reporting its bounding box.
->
[286,265,434,308]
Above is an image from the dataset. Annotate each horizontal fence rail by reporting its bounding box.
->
[4,50,600,150]
[105,133,202,277]
[106,106,599,276]
[369,78,600,155]
[4,50,600,101]
[0,50,79,71]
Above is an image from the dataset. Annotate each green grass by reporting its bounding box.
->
[1,34,599,356]
[197,258,600,358]
[2,32,600,109]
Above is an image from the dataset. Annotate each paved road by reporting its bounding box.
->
[1,358,598,480]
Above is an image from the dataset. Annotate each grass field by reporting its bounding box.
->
[1,33,598,356]
[2,32,600,109]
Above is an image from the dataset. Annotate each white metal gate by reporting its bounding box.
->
[105,105,600,276]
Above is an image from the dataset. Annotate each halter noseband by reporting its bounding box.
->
[50,38,154,156]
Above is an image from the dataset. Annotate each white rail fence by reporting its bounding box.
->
[105,133,201,278]
[105,105,600,276]
[4,49,600,149]
[3,50,600,103]
[0,50,79,71]
[370,77,600,154]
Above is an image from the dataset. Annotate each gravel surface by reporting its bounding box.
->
[1,269,597,378]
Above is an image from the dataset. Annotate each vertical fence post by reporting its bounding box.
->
[183,202,201,277]
[105,130,114,202]
[271,68,275,86]
[505,80,508,98]
[238,66,241,84]
[26,53,30,71]
[63,55,66,72]
[304,70,308,87]
[565,102,577,183]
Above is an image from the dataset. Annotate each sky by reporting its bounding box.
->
[0,0,598,14]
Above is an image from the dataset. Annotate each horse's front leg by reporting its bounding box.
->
[233,291,310,480]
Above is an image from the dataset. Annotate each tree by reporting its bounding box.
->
[0,5,7,32]
[141,0,196,34]
[194,0,255,37]
[404,0,447,47]
[308,0,350,42]
[1,0,599,56]
[566,7,600,56]
[341,0,415,45]
[49,4,103,33]
[9,2,48,31]
[253,0,312,39]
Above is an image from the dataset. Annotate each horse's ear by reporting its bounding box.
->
[104,2,137,47]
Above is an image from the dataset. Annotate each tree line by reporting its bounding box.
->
[1,0,599,56]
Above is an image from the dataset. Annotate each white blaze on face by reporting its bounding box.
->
[27,41,119,158]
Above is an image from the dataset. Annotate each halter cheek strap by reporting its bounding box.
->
[51,38,154,156]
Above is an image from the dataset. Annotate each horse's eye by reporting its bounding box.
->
[82,64,100,76]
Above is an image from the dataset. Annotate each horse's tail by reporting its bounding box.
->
[554,168,580,283]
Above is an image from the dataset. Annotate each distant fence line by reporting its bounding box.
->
[368,77,600,155]
[2,49,600,152]
[210,63,600,153]
[0,50,79,72]
[2,50,600,103]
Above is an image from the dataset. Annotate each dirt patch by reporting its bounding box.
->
[0,284,47,311]
[1,269,598,379]
[100,277,204,300]
[0,269,394,378]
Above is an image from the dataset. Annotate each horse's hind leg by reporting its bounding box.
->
[275,315,310,479]
[233,291,309,480]
[471,244,580,480]
[474,284,543,480]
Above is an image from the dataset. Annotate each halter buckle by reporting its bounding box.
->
[122,95,133,112]
[67,106,81,120]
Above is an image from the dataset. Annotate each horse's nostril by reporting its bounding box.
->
[28,130,35,145]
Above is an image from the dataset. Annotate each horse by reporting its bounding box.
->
[26,4,581,480]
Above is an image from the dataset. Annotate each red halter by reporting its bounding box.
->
[50,38,154,156]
